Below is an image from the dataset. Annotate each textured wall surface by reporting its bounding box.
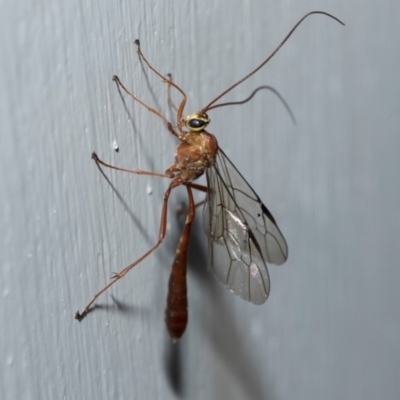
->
[1,1,399,399]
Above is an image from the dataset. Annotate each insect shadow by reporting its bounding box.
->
[89,156,162,318]
[163,208,274,399]
[194,219,275,399]
[87,295,137,317]
[112,76,158,173]
[93,156,151,244]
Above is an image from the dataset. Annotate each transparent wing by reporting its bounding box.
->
[203,149,288,304]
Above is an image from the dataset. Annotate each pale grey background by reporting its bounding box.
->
[1,1,399,399]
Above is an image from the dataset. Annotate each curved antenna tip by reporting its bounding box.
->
[134,39,140,46]
[309,11,345,26]
[201,11,345,112]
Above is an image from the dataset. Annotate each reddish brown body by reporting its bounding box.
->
[165,187,195,340]
[75,12,343,341]
[170,131,218,182]
[165,131,216,339]
[165,233,189,340]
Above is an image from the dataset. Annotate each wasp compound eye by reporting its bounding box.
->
[188,119,206,129]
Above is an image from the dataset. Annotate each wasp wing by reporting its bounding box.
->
[203,149,288,304]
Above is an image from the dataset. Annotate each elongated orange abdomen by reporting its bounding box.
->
[165,243,189,341]
[165,187,195,341]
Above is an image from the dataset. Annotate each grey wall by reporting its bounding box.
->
[1,1,399,399]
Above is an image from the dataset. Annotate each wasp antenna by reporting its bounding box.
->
[208,85,297,125]
[201,11,344,113]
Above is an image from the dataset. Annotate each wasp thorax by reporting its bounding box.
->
[184,113,210,132]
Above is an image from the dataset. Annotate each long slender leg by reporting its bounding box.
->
[134,40,186,99]
[176,183,208,214]
[134,40,188,123]
[166,73,178,112]
[75,177,183,321]
[92,152,171,179]
[177,199,206,216]
[113,75,180,139]
[165,185,196,341]
[187,183,208,193]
